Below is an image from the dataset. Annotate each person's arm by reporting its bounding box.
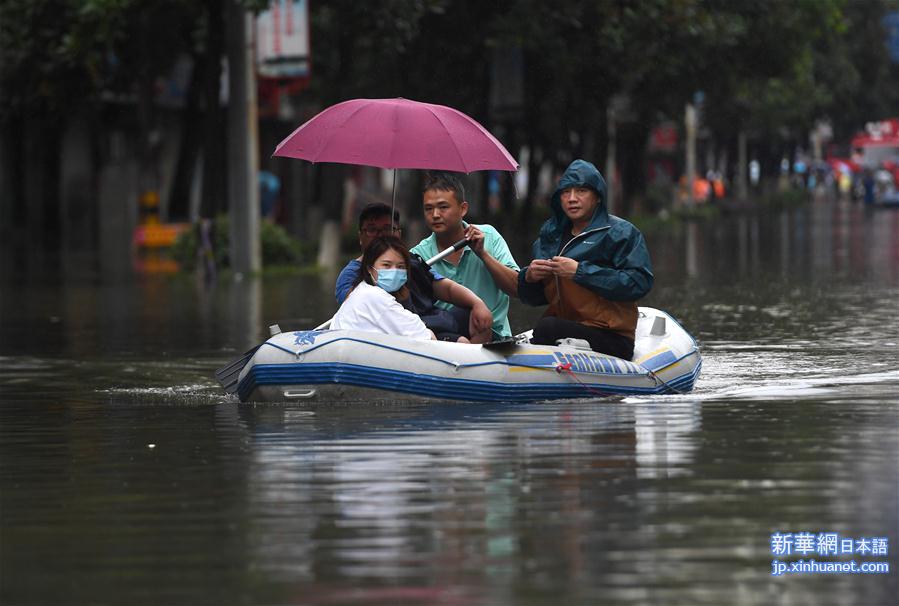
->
[432,278,493,336]
[335,260,361,304]
[572,258,653,300]
[479,250,520,297]
[464,225,520,297]
[517,264,550,306]
[562,228,654,301]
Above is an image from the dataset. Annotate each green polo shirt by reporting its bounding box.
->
[411,223,520,337]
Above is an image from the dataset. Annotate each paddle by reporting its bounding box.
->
[313,237,469,330]
[215,344,262,393]
[481,337,517,350]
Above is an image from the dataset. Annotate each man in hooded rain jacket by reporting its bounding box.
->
[518,159,653,360]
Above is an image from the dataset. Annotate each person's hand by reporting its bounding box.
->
[469,301,493,335]
[464,224,486,256]
[467,301,493,344]
[548,256,578,279]
[525,259,553,282]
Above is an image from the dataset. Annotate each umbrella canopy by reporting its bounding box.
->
[273,98,518,173]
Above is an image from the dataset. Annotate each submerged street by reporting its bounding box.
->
[2,198,898,605]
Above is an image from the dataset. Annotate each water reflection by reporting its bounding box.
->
[189,398,896,605]
[227,275,262,351]
[650,200,899,293]
[685,221,699,279]
[236,402,702,589]
[634,403,701,479]
[239,404,661,597]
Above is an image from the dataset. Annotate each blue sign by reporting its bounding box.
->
[885,12,899,63]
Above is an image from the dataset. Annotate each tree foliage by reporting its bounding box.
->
[2,0,899,221]
[0,0,201,122]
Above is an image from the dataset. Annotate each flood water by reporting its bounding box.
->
[2,199,898,605]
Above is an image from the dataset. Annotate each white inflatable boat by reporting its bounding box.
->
[217,307,700,402]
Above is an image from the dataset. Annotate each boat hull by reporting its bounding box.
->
[233,307,701,402]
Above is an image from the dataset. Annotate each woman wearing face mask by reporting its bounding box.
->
[331,236,436,340]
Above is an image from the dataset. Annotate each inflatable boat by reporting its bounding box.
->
[217,307,700,402]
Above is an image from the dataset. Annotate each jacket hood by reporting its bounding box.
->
[550,160,609,230]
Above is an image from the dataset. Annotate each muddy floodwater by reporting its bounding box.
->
[2,200,898,605]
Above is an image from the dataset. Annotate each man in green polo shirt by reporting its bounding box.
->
[411,172,520,338]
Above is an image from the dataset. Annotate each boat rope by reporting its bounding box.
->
[555,362,612,398]
[646,369,687,395]
[555,362,689,397]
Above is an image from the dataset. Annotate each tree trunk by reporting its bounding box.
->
[167,56,202,221]
[200,0,227,218]
[604,102,616,215]
[1,119,25,260]
[522,140,543,233]
[227,1,261,274]
[24,116,63,261]
[131,8,165,224]
[618,120,651,216]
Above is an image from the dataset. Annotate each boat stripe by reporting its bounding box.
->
[239,363,663,402]
[640,349,679,372]
[265,336,664,376]
[506,354,558,366]
[237,356,702,402]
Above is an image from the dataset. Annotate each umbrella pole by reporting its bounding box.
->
[390,169,398,231]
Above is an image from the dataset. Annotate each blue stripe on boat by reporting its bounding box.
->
[237,358,700,402]
[505,354,558,366]
[641,349,678,371]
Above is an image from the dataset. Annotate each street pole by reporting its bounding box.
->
[685,103,697,207]
[228,1,261,274]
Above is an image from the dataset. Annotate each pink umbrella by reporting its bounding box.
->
[273,97,518,173]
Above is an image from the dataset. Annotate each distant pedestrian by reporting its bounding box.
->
[749,160,761,187]
[863,170,876,205]
[259,171,281,219]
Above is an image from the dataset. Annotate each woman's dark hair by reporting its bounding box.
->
[353,236,413,290]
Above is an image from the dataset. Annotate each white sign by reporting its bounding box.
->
[256,0,310,79]
[865,120,896,140]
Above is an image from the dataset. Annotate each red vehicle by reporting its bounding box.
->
[850,118,899,204]
[852,118,899,178]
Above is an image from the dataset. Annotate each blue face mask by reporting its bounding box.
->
[374,268,407,293]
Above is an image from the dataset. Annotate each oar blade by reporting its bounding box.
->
[215,345,261,394]
[481,337,518,350]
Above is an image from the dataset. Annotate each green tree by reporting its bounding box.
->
[813,0,899,141]
[4,0,899,258]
